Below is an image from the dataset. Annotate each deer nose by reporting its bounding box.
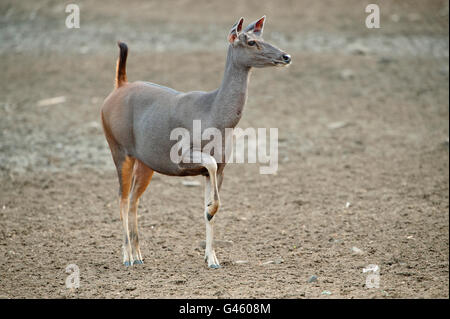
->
[282,54,291,63]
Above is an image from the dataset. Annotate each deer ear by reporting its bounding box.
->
[236,17,244,33]
[228,17,244,43]
[244,15,265,36]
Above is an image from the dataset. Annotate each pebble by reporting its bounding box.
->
[307,275,318,283]
[321,290,332,295]
[262,258,284,265]
[347,43,370,55]
[37,96,66,106]
[351,246,364,255]
[340,69,355,80]
[182,180,201,187]
[80,46,89,54]
[86,121,101,129]
[327,121,349,130]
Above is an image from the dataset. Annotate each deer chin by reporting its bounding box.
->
[272,60,291,67]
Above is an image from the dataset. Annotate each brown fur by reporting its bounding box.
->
[120,156,135,199]
[119,156,135,220]
[131,160,154,202]
[128,160,154,257]
[115,42,128,88]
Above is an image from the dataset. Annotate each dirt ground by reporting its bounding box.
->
[0,0,448,299]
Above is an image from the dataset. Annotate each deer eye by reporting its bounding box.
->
[247,40,256,46]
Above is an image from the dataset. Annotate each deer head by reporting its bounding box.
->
[228,16,291,68]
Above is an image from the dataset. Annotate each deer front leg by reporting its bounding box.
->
[181,151,221,268]
[204,174,221,268]
[181,151,221,219]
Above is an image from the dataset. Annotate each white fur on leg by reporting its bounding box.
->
[185,151,220,217]
[205,220,220,268]
[204,211,220,268]
[121,199,133,266]
[203,175,220,268]
[129,200,144,265]
[182,151,221,268]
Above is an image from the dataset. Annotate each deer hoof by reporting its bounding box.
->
[133,260,144,265]
[208,264,221,269]
[123,261,132,267]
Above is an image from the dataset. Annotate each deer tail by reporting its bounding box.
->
[115,41,128,88]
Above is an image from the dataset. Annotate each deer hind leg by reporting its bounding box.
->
[102,115,136,266]
[129,160,154,265]
[115,156,135,266]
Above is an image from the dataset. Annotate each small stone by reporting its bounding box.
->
[340,69,354,80]
[37,96,66,106]
[363,264,379,273]
[381,290,390,297]
[80,46,89,54]
[347,43,370,55]
[274,258,284,264]
[327,121,349,130]
[86,121,101,129]
[262,258,284,265]
[182,180,201,187]
[321,290,332,295]
[307,275,318,283]
[351,246,364,255]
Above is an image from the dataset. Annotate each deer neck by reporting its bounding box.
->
[212,46,251,129]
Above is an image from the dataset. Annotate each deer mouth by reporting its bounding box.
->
[272,59,290,66]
